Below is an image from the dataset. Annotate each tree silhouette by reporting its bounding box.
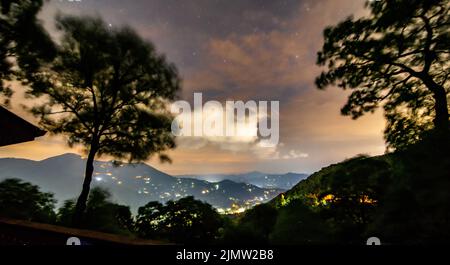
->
[368,134,450,244]
[269,199,330,245]
[0,178,56,223]
[135,201,165,239]
[316,0,449,150]
[29,15,180,226]
[135,197,223,244]
[0,0,55,106]
[221,204,278,245]
[58,187,134,234]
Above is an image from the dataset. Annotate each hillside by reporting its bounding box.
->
[270,154,394,207]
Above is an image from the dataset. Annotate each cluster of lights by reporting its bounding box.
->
[92,165,281,213]
[216,203,248,215]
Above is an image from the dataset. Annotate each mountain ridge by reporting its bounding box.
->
[177,171,308,190]
[0,153,286,212]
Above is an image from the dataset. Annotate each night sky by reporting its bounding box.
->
[0,0,386,175]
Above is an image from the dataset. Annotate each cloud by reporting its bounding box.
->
[249,142,308,161]
[282,150,309,159]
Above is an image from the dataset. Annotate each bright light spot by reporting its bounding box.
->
[235,207,246,213]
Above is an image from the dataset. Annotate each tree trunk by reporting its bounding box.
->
[432,88,449,132]
[72,140,99,227]
[422,76,449,132]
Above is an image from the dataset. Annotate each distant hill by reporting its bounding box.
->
[178,171,308,190]
[270,154,393,207]
[0,154,283,212]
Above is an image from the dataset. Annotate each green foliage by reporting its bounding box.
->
[58,187,133,234]
[220,204,278,245]
[135,196,223,244]
[240,204,278,242]
[368,132,450,244]
[220,201,331,245]
[0,178,56,223]
[57,199,76,226]
[134,201,165,239]
[269,200,331,245]
[316,0,449,150]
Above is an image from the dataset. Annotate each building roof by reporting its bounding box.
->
[0,106,46,147]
